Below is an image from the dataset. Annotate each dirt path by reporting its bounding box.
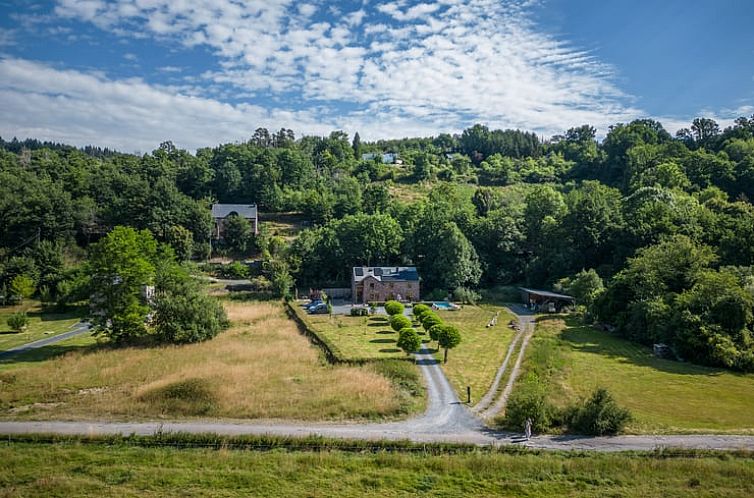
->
[476,305,535,420]
[0,322,91,360]
[472,319,524,414]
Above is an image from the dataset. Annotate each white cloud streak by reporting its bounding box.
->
[5,0,719,149]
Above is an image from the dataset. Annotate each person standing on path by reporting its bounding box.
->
[525,418,532,440]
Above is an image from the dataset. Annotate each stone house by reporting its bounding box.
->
[351,266,420,304]
[211,204,258,239]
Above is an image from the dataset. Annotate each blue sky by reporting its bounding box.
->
[0,0,752,152]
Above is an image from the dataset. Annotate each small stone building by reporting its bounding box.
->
[352,266,420,304]
[211,204,258,239]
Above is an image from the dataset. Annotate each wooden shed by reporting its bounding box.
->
[519,287,575,313]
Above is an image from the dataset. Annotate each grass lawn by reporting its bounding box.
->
[432,305,516,405]
[298,303,516,405]
[2,441,754,497]
[258,212,309,241]
[0,302,82,352]
[295,308,410,361]
[525,316,754,434]
[0,301,422,421]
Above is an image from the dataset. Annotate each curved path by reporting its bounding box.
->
[0,322,90,360]
[2,316,754,451]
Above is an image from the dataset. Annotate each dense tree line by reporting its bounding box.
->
[2,116,754,367]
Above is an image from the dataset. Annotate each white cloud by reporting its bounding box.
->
[17,0,748,148]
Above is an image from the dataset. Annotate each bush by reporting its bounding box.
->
[384,300,404,316]
[397,327,422,355]
[9,274,35,303]
[7,312,30,332]
[502,374,556,433]
[350,307,369,317]
[565,387,631,435]
[453,286,481,305]
[220,261,249,279]
[152,289,230,344]
[390,314,412,332]
[412,303,431,320]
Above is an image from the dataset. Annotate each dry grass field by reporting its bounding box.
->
[0,301,416,421]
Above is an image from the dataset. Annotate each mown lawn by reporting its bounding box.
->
[299,303,516,404]
[0,302,82,352]
[432,305,515,404]
[297,309,410,361]
[2,441,753,497]
[0,301,422,421]
[529,317,754,433]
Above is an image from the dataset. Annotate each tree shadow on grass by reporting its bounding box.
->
[555,315,733,377]
[379,348,401,353]
[0,342,100,366]
[376,330,395,335]
[370,338,396,344]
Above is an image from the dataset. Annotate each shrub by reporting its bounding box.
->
[453,286,481,305]
[390,314,412,332]
[565,387,631,435]
[9,275,35,303]
[350,307,369,317]
[152,290,230,344]
[397,327,422,355]
[7,312,30,332]
[220,261,249,279]
[502,374,556,433]
[412,303,431,320]
[384,300,405,316]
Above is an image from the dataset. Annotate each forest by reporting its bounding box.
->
[1,115,754,370]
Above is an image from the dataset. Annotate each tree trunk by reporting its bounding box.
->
[444,347,448,363]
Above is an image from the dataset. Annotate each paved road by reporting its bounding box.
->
[0,322,91,360]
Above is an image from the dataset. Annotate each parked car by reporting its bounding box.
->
[305,299,324,311]
[307,303,329,314]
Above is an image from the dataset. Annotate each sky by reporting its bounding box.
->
[0,0,752,152]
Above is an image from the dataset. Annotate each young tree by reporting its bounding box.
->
[7,312,29,332]
[565,269,604,315]
[412,303,431,321]
[390,314,412,332]
[88,227,158,343]
[437,324,461,363]
[397,327,422,356]
[166,225,194,261]
[9,275,35,303]
[421,312,443,334]
[223,214,252,254]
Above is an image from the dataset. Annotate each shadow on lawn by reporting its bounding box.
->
[379,348,401,353]
[370,338,396,344]
[0,342,99,366]
[544,315,733,377]
[376,330,395,335]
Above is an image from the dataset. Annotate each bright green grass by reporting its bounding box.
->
[299,303,516,404]
[431,305,515,404]
[532,317,754,434]
[0,302,82,352]
[0,332,97,368]
[297,309,409,361]
[2,442,753,497]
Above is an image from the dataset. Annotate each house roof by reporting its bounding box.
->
[211,204,257,219]
[519,287,575,301]
[353,266,419,283]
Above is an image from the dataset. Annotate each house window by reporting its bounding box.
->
[370,283,375,289]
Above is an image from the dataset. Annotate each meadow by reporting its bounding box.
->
[2,438,753,497]
[0,301,421,421]
[515,316,754,433]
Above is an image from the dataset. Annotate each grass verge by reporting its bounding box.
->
[1,436,753,497]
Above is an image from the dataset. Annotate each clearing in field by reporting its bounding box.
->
[520,316,754,433]
[0,302,82,352]
[0,301,421,421]
[297,303,515,404]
